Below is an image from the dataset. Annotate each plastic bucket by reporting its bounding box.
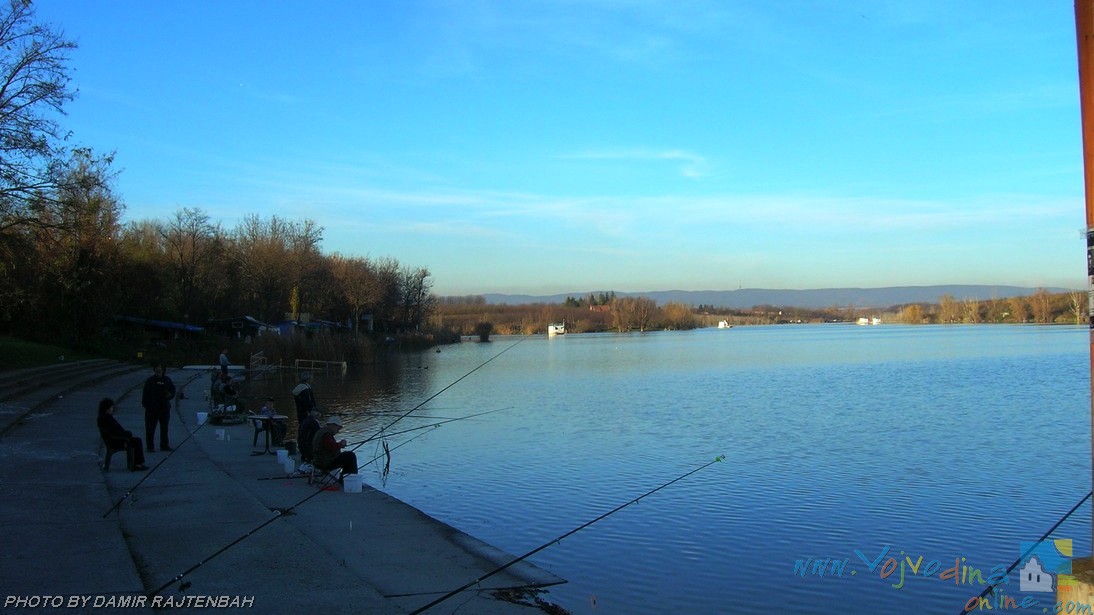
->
[276,449,288,463]
[343,474,363,493]
[196,412,208,425]
[215,429,225,441]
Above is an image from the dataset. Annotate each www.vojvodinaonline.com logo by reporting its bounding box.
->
[792,540,1091,613]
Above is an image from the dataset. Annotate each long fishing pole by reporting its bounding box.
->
[347,406,512,447]
[407,454,726,615]
[256,407,512,482]
[344,336,531,458]
[148,338,529,597]
[956,490,1092,614]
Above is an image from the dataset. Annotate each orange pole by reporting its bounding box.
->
[1078,0,1094,551]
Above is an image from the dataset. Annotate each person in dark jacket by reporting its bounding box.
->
[97,397,147,471]
[298,409,321,465]
[141,363,176,452]
[291,372,317,424]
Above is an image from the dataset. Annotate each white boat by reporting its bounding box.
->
[547,322,566,336]
[717,320,732,329]
[856,317,882,326]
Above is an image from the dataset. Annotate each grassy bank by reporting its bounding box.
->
[0,336,100,370]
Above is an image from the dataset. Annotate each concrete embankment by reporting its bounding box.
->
[0,362,565,614]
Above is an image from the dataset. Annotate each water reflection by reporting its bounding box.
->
[248,325,1091,615]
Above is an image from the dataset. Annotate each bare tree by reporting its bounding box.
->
[0,0,77,231]
[1069,291,1086,325]
[32,148,122,341]
[1007,295,1029,323]
[233,214,294,323]
[161,207,223,321]
[399,266,434,332]
[938,294,960,324]
[984,295,1006,323]
[329,254,377,336]
[898,304,924,324]
[962,299,980,323]
[1030,288,1052,324]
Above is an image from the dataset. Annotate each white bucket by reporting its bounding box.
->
[343,474,363,493]
[276,449,288,463]
[282,459,294,474]
[215,429,225,441]
[196,412,208,425]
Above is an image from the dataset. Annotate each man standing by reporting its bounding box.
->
[142,363,176,452]
[291,372,317,424]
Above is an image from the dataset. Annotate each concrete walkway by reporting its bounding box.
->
[0,363,565,614]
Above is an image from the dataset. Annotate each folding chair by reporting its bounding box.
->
[99,429,128,471]
[307,464,340,486]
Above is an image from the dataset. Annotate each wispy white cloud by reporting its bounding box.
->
[560,148,711,179]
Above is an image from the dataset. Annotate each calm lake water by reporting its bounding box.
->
[255,324,1092,614]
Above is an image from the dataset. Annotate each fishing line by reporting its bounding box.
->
[254,407,512,482]
[302,406,513,489]
[147,337,529,597]
[407,454,726,615]
[346,406,513,447]
[102,373,209,518]
[344,336,530,458]
[310,337,529,489]
[955,490,1092,615]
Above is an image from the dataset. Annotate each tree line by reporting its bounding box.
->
[433,296,700,335]
[434,288,1088,335]
[4,199,437,345]
[895,290,1084,324]
[0,1,435,348]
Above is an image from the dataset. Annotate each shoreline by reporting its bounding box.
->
[0,362,568,614]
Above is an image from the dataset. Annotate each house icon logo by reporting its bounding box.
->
[1020,556,1054,592]
[1019,539,1072,593]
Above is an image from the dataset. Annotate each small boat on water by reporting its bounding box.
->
[717,320,733,329]
[547,322,566,336]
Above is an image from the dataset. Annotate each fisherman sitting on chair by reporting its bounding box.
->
[311,416,357,481]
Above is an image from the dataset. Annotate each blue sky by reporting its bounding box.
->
[36,1,1085,296]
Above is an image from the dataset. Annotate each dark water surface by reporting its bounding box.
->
[253,324,1092,614]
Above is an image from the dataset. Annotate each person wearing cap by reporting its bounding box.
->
[291,372,317,425]
[311,416,357,481]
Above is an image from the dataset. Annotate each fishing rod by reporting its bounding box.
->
[956,490,1092,614]
[407,454,726,615]
[343,336,531,459]
[256,407,511,482]
[102,373,210,518]
[347,406,512,447]
[147,337,530,598]
[364,423,439,485]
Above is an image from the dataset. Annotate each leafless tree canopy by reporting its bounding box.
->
[0,0,76,229]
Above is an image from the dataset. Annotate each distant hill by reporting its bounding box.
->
[479,285,1075,309]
